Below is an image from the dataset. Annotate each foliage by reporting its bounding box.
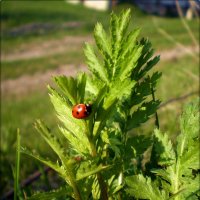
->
[20,9,199,199]
[126,100,199,200]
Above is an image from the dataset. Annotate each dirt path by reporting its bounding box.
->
[1,35,93,62]
[1,44,198,97]
[1,64,88,96]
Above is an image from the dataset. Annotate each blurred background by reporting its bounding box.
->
[1,0,199,198]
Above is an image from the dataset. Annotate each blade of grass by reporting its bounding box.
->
[188,0,199,18]
[152,17,198,62]
[175,0,198,46]
[14,128,21,200]
[156,27,198,62]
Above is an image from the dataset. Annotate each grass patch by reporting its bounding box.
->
[1,0,109,29]
[155,55,198,135]
[1,91,59,194]
[1,91,57,154]
[156,55,198,101]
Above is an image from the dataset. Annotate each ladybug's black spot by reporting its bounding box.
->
[77,105,81,108]
[76,111,79,115]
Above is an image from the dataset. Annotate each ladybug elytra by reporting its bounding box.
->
[72,104,92,119]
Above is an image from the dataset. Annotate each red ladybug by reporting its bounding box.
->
[72,104,92,119]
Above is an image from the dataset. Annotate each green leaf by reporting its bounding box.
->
[20,147,66,179]
[94,79,136,137]
[131,72,162,106]
[86,75,101,95]
[181,175,200,199]
[153,129,175,166]
[77,72,87,103]
[94,22,112,61]
[59,126,91,155]
[101,129,122,158]
[34,120,69,167]
[54,76,77,105]
[138,55,160,80]
[119,28,141,59]
[48,86,87,139]
[127,100,161,130]
[104,78,136,110]
[132,38,159,81]
[108,137,121,158]
[110,9,131,60]
[94,99,118,138]
[180,140,199,172]
[118,45,143,81]
[27,186,72,200]
[23,125,79,188]
[92,176,100,200]
[151,100,199,199]
[54,73,87,105]
[107,173,124,196]
[87,85,107,136]
[84,44,109,84]
[151,168,171,183]
[110,12,119,59]
[118,9,131,39]
[126,174,165,200]
[125,135,152,169]
[94,81,135,137]
[76,162,110,181]
[177,100,199,157]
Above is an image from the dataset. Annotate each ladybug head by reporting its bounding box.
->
[85,104,92,114]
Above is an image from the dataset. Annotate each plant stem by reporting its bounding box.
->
[65,159,82,200]
[72,183,82,200]
[97,173,108,200]
[174,159,180,200]
[68,175,82,200]
[88,136,108,199]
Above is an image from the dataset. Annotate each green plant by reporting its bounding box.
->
[126,99,199,199]
[21,9,199,199]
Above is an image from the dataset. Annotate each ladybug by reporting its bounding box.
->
[72,104,92,119]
